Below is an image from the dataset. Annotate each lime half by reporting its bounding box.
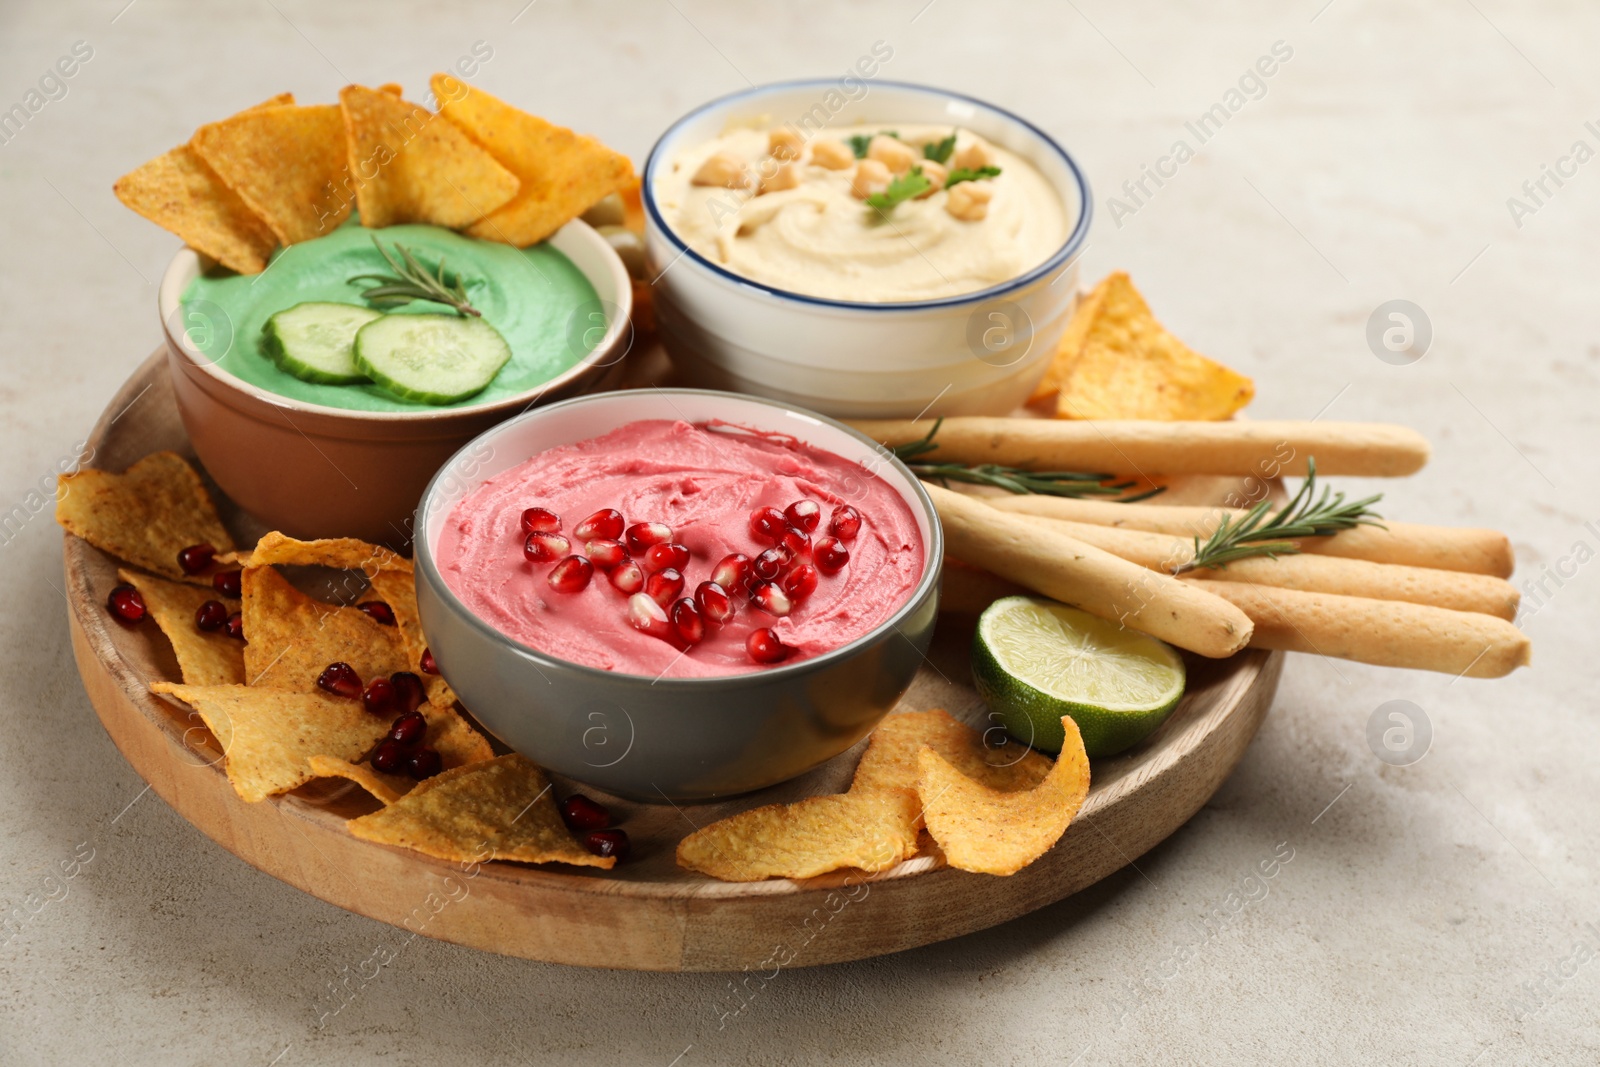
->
[972,596,1186,758]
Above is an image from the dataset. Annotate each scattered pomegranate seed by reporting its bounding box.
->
[828,505,861,542]
[782,563,819,602]
[645,567,684,607]
[780,527,811,558]
[212,570,242,598]
[747,628,789,664]
[389,710,427,746]
[357,600,397,626]
[407,748,443,780]
[583,829,631,861]
[317,662,363,699]
[421,648,438,674]
[584,538,627,570]
[362,677,397,716]
[711,553,751,592]
[370,738,408,774]
[625,521,673,555]
[391,671,425,713]
[751,582,793,617]
[643,541,690,573]
[574,508,625,541]
[814,536,849,574]
[626,592,672,639]
[194,599,228,633]
[752,548,787,582]
[695,581,735,626]
[609,558,645,594]
[784,499,821,533]
[748,506,788,544]
[523,531,571,564]
[106,583,147,624]
[225,611,244,640]
[671,597,705,644]
[547,554,594,593]
[520,507,561,534]
[177,543,216,575]
[561,795,612,831]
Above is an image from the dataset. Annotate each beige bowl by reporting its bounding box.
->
[157,221,633,546]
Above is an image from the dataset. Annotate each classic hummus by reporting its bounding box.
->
[654,123,1069,302]
[436,419,925,678]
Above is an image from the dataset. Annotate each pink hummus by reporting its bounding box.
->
[436,419,925,678]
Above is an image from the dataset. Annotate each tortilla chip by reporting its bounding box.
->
[432,75,635,247]
[852,709,1053,801]
[191,103,352,245]
[378,83,403,96]
[346,754,611,867]
[366,569,455,707]
[1029,273,1113,403]
[151,682,391,803]
[118,569,244,686]
[245,531,410,575]
[917,716,1091,876]
[57,452,234,582]
[339,84,519,229]
[1054,272,1254,421]
[675,791,922,882]
[241,566,407,689]
[113,145,277,274]
[307,754,411,805]
[422,701,493,767]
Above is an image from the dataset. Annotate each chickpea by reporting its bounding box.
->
[867,134,919,174]
[810,139,854,170]
[951,138,994,172]
[915,160,947,198]
[851,159,892,199]
[691,151,750,189]
[759,161,801,195]
[944,180,994,221]
[768,127,805,161]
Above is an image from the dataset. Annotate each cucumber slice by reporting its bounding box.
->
[352,314,513,405]
[261,302,383,384]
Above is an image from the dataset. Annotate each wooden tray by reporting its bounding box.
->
[65,352,1282,972]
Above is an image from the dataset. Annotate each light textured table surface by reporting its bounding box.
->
[2,1,1595,1064]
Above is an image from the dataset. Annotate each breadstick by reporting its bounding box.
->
[853,417,1430,477]
[986,495,1514,577]
[923,483,1252,658]
[1190,580,1530,678]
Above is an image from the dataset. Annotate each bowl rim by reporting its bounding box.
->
[414,387,945,688]
[157,218,634,423]
[642,77,1094,313]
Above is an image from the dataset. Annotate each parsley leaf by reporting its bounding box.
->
[923,131,958,164]
[945,165,1002,187]
[849,130,900,159]
[864,166,933,214]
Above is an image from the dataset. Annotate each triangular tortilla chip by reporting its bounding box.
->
[366,569,455,707]
[421,701,493,768]
[1029,273,1113,403]
[245,531,410,575]
[113,145,277,274]
[675,791,921,882]
[339,84,519,229]
[57,452,234,582]
[119,569,243,686]
[307,754,411,805]
[346,754,612,867]
[1054,272,1254,421]
[241,565,407,689]
[151,683,391,803]
[191,103,352,245]
[432,75,635,247]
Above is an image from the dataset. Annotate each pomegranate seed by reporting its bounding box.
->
[317,662,362,699]
[711,553,751,592]
[357,600,397,626]
[814,535,849,575]
[782,563,819,602]
[752,547,787,582]
[523,531,571,564]
[547,554,594,593]
[780,527,811,558]
[784,499,821,533]
[177,542,216,575]
[389,710,427,746]
[645,567,684,607]
[225,611,244,640]
[643,542,691,573]
[362,677,396,716]
[609,558,645,594]
[583,829,631,861]
[574,508,624,541]
[421,648,438,674]
[194,599,228,633]
[751,581,793,617]
[584,538,626,569]
[407,748,443,780]
[370,738,408,774]
[695,581,735,626]
[391,671,425,713]
[748,506,788,544]
[747,628,789,664]
[626,592,672,639]
[828,505,862,542]
[212,570,242,598]
[671,597,705,644]
[625,521,673,555]
[520,507,561,534]
[106,583,147,624]
[561,794,612,831]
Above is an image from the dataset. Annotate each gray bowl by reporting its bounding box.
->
[413,389,943,801]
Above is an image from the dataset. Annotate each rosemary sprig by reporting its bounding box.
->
[891,418,1163,501]
[1174,458,1384,574]
[350,238,481,317]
